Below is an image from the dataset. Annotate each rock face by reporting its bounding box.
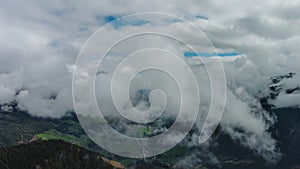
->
[0,140,124,169]
[272,108,300,169]
[0,109,54,146]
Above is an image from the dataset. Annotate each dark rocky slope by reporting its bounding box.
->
[0,140,124,169]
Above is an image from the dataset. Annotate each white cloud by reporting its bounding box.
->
[0,0,299,164]
[0,85,15,104]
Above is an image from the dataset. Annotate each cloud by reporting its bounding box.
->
[0,85,15,105]
[0,0,299,165]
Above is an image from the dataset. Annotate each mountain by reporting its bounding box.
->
[0,140,125,169]
[1,73,300,168]
[1,107,300,168]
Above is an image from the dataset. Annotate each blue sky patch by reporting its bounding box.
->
[165,14,208,24]
[104,15,119,22]
[195,15,209,20]
[184,51,241,57]
[103,15,151,29]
